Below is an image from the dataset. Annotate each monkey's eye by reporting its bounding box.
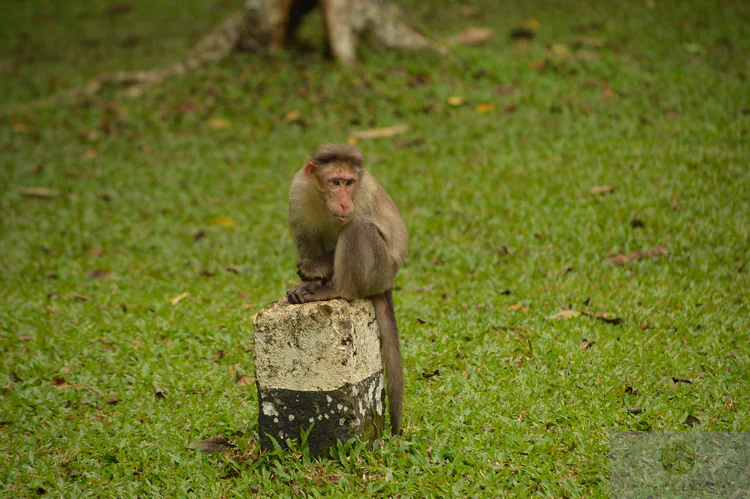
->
[345,179,355,186]
[331,179,340,186]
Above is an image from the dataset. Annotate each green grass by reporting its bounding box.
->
[1,0,749,496]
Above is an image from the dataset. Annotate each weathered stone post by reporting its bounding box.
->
[253,298,386,456]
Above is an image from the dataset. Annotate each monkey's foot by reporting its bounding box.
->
[287,281,338,304]
[287,281,319,304]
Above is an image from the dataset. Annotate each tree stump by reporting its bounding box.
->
[253,298,386,456]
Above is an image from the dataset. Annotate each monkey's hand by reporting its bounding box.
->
[287,281,338,304]
[296,255,334,282]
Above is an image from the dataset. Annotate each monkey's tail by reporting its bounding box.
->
[372,289,404,436]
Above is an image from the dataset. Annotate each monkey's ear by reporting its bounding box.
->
[304,161,318,178]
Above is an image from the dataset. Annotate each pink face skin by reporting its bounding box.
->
[305,162,359,224]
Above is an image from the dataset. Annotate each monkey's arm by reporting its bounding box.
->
[293,230,335,281]
[297,251,334,281]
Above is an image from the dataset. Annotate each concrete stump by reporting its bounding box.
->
[253,298,386,456]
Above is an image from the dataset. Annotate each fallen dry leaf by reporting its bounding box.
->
[672,377,692,384]
[683,43,704,55]
[625,386,638,394]
[550,44,572,57]
[507,304,530,312]
[207,118,231,129]
[18,335,33,341]
[475,103,494,114]
[79,129,100,142]
[235,373,254,387]
[88,248,104,257]
[186,436,234,453]
[630,218,645,229]
[504,103,519,113]
[586,312,624,325]
[509,17,539,40]
[52,376,69,389]
[107,395,119,405]
[211,350,225,362]
[726,397,735,411]
[19,187,59,199]
[607,246,668,265]
[170,292,188,305]
[449,27,495,46]
[86,269,110,279]
[83,149,98,160]
[590,185,614,195]
[394,138,424,148]
[576,49,602,62]
[349,124,409,140]
[579,338,596,350]
[460,6,480,17]
[626,408,644,414]
[104,2,133,17]
[684,415,700,427]
[530,59,548,71]
[152,382,167,399]
[547,310,582,321]
[284,110,301,123]
[577,36,605,48]
[447,96,466,107]
[422,369,440,379]
[12,122,29,133]
[207,215,237,228]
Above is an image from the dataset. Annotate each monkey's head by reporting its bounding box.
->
[304,144,364,225]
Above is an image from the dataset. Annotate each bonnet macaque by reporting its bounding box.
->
[287,144,407,435]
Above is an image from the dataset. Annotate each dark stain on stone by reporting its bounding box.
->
[257,370,385,456]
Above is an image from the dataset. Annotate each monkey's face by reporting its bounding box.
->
[305,162,361,224]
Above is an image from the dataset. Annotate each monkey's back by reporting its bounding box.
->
[359,172,408,268]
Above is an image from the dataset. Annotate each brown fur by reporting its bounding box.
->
[287,143,408,435]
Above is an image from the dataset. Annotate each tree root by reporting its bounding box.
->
[9,0,439,114]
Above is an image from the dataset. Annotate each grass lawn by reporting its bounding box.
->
[1,0,748,496]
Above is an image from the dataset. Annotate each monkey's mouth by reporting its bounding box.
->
[334,215,349,224]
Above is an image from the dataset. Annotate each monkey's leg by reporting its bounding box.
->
[297,251,335,281]
[332,222,395,299]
